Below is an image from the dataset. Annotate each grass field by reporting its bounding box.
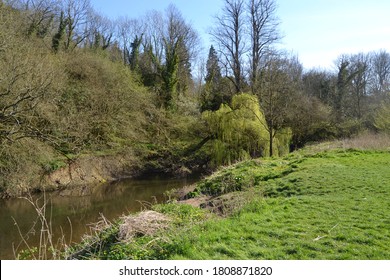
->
[71,148,390,260]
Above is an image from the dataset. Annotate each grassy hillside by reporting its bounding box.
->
[0,4,209,197]
[66,145,390,260]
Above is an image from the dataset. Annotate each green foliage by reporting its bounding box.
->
[200,45,227,112]
[0,30,62,145]
[0,138,60,197]
[189,157,297,198]
[67,222,121,260]
[205,45,222,85]
[374,102,390,133]
[203,93,269,166]
[102,237,173,260]
[153,203,208,225]
[56,51,157,151]
[335,119,364,138]
[129,35,143,71]
[188,174,245,197]
[41,159,67,173]
[160,39,181,109]
[17,248,38,260]
[273,128,292,156]
[51,11,66,53]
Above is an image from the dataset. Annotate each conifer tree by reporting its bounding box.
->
[205,45,222,85]
[201,45,229,111]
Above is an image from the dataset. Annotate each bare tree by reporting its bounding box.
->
[164,4,200,95]
[0,40,57,143]
[142,10,165,64]
[210,0,246,93]
[85,11,114,50]
[371,50,390,96]
[134,5,200,107]
[302,69,335,105]
[7,0,60,38]
[61,0,91,50]
[258,54,299,156]
[333,54,371,121]
[349,53,370,119]
[248,0,281,92]
[117,16,145,65]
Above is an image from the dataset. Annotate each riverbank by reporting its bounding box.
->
[0,149,138,199]
[0,139,211,199]
[63,142,390,260]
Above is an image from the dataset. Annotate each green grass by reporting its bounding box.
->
[175,193,390,259]
[75,149,390,260]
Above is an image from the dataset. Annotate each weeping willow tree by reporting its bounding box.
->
[374,102,390,133]
[203,93,269,166]
[273,128,292,157]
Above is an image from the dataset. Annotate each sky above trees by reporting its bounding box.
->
[90,0,390,70]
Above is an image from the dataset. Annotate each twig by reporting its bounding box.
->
[13,192,69,259]
[313,224,339,242]
[12,216,37,260]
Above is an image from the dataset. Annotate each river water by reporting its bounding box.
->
[0,176,197,259]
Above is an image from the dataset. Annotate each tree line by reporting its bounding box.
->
[199,0,390,158]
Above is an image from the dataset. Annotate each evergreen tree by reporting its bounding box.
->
[201,45,230,111]
[177,41,193,95]
[205,45,222,84]
[129,34,143,71]
[52,11,67,53]
[161,38,180,108]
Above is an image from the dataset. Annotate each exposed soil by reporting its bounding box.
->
[42,154,138,191]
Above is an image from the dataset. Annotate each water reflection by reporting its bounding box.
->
[0,176,197,259]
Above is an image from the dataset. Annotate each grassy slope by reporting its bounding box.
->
[74,148,390,260]
[175,151,390,259]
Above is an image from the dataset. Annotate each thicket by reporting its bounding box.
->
[0,2,205,196]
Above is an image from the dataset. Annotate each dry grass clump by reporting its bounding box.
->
[303,132,390,154]
[118,211,171,242]
[88,213,113,234]
[339,132,390,150]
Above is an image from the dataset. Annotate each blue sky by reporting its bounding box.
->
[90,0,390,70]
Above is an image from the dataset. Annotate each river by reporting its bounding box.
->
[0,176,198,259]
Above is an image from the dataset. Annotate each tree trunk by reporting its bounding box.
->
[269,127,273,157]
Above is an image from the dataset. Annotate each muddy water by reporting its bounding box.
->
[0,176,198,259]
